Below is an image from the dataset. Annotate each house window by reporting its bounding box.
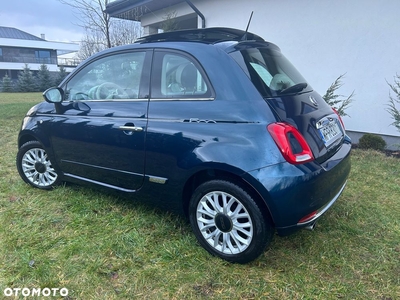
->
[0,48,3,61]
[35,50,51,64]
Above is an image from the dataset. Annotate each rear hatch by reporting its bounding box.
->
[229,44,345,163]
[267,91,345,163]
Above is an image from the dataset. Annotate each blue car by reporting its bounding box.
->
[16,28,351,263]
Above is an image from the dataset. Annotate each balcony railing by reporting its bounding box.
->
[0,56,82,67]
[57,58,82,67]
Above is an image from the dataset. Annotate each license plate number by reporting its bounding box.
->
[319,120,341,145]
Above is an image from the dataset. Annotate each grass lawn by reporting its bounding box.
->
[0,92,399,299]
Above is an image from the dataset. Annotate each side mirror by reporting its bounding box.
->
[43,87,64,103]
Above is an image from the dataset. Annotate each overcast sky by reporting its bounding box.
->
[0,0,86,43]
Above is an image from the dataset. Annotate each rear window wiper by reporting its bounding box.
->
[278,82,308,95]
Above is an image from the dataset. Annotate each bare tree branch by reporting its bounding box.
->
[58,0,142,59]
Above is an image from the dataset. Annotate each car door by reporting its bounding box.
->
[49,50,152,191]
[145,50,216,184]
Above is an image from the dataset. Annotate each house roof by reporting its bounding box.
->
[106,0,185,21]
[0,26,45,41]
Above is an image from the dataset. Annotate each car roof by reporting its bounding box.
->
[136,27,265,44]
[80,27,277,66]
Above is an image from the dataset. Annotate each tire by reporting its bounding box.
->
[16,141,61,190]
[189,180,274,263]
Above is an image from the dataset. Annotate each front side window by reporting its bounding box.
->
[230,48,312,98]
[65,51,146,101]
[151,51,212,100]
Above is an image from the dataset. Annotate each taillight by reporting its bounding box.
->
[267,122,314,164]
[332,108,345,129]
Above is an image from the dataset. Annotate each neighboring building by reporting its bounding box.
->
[0,26,79,81]
[106,0,400,148]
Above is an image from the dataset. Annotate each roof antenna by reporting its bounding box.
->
[241,11,254,41]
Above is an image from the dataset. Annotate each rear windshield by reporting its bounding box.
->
[230,47,312,98]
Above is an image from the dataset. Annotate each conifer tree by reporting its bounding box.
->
[387,74,400,132]
[37,64,53,91]
[1,74,13,92]
[17,64,37,92]
[55,66,69,86]
[322,74,355,117]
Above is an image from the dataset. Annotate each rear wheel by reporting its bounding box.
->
[16,141,61,189]
[189,180,274,263]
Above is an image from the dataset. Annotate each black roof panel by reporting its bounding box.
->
[136,27,265,44]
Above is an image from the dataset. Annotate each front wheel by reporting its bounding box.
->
[189,180,274,263]
[16,141,61,190]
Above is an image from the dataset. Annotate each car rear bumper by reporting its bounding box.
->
[274,180,347,236]
[245,142,351,236]
[296,180,346,227]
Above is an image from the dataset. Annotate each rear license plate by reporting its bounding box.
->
[318,120,342,146]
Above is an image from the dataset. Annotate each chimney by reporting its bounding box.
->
[41,34,45,40]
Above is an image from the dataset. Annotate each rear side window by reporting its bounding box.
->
[151,51,213,100]
[230,48,312,98]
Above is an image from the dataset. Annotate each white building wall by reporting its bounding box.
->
[143,0,400,137]
[0,62,60,72]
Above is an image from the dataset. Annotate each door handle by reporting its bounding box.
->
[118,126,143,132]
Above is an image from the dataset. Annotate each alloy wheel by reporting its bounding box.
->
[196,191,253,255]
[21,147,58,187]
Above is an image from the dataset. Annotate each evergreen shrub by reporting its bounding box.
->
[358,133,386,151]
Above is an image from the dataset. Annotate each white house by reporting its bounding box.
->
[106,0,400,148]
[0,26,79,80]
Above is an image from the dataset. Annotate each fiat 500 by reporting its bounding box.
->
[17,28,351,263]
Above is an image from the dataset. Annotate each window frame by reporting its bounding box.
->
[150,49,215,101]
[35,50,52,64]
[62,49,152,102]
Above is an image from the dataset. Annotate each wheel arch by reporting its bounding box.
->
[17,131,60,171]
[18,128,53,148]
[181,168,275,226]
[18,132,39,149]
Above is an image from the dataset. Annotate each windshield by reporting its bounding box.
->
[230,47,312,98]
